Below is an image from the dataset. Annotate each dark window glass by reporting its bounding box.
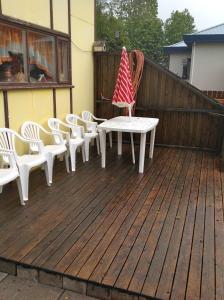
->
[182,58,191,80]
[0,24,27,82]
[58,39,69,82]
[28,32,56,82]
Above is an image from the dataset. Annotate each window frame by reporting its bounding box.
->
[56,37,70,84]
[0,15,71,89]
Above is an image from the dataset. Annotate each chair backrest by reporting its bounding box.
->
[0,128,18,164]
[21,121,41,140]
[48,118,64,145]
[82,111,93,122]
[66,114,80,125]
[21,121,42,152]
[66,114,83,138]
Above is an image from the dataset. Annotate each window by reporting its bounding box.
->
[0,20,70,85]
[0,23,27,82]
[28,32,56,82]
[58,39,69,82]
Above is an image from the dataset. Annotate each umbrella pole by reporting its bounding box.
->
[128,106,132,121]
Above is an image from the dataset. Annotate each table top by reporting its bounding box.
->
[97,116,159,133]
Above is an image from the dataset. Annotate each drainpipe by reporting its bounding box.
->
[189,42,196,85]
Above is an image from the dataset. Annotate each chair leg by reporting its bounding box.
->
[109,132,113,148]
[81,144,85,162]
[44,162,51,186]
[70,145,77,172]
[16,177,25,206]
[46,154,54,185]
[96,136,100,155]
[18,165,30,201]
[65,151,70,173]
[84,138,90,161]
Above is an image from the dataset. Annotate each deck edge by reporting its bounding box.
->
[0,256,160,300]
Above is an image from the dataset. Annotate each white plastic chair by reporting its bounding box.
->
[21,121,69,185]
[66,114,100,162]
[48,118,85,172]
[0,148,25,205]
[82,111,112,148]
[0,128,48,202]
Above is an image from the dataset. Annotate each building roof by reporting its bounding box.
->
[184,23,224,45]
[164,23,224,54]
[193,23,224,35]
[163,40,190,54]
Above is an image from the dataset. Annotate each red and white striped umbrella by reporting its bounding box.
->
[112,47,135,117]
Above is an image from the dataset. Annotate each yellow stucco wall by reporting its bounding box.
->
[0,92,4,128]
[53,0,69,33]
[7,90,53,153]
[71,0,94,114]
[56,89,70,121]
[1,0,50,28]
[0,0,95,154]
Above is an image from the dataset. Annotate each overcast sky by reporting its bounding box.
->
[158,0,224,31]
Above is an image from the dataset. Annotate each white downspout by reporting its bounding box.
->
[190,42,196,85]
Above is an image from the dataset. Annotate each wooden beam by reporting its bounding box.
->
[0,14,69,38]
[3,91,9,128]
[68,0,71,36]
[0,84,74,91]
[53,88,56,117]
[49,0,54,30]
[95,100,224,116]
[70,87,73,113]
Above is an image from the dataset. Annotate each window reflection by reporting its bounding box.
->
[28,32,56,82]
[0,24,27,82]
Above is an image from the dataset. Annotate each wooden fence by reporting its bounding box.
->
[94,52,224,152]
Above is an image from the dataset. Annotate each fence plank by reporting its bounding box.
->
[94,53,224,151]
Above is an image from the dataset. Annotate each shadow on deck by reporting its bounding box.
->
[0,146,223,300]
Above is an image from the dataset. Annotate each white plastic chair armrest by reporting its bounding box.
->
[0,149,17,169]
[51,128,70,143]
[16,133,45,153]
[93,116,107,122]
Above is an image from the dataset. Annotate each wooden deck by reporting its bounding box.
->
[0,146,223,300]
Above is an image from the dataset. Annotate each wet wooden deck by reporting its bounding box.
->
[0,146,223,300]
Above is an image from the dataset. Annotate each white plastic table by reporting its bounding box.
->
[98,116,159,173]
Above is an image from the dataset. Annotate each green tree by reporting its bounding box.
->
[164,9,196,45]
[111,0,158,19]
[95,0,131,51]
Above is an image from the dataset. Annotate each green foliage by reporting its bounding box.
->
[164,9,196,45]
[95,1,195,65]
[96,0,131,51]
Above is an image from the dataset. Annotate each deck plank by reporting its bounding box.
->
[86,149,173,283]
[155,151,203,300]
[215,157,224,300]
[141,150,196,297]
[200,154,215,300]
[2,152,132,262]
[54,149,164,275]
[113,149,185,290]
[66,149,176,280]
[128,150,190,294]
[0,147,222,300]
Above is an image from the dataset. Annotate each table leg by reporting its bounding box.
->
[130,133,135,164]
[117,131,122,155]
[139,133,146,173]
[149,128,156,159]
[99,130,106,168]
